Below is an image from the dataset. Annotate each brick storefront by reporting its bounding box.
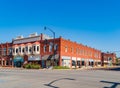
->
[0,33,116,68]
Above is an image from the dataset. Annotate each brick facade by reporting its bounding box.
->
[0,33,116,68]
[0,43,13,67]
[101,52,116,66]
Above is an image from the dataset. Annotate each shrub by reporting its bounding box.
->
[53,66,70,69]
[24,63,41,69]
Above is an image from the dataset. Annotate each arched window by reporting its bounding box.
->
[29,47,32,53]
[16,48,18,54]
[22,48,25,53]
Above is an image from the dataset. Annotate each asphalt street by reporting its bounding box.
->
[0,67,120,88]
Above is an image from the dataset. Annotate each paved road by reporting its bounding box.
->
[0,68,120,88]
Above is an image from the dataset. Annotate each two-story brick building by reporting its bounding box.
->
[0,32,116,68]
[101,52,116,66]
[0,43,12,67]
[41,37,101,68]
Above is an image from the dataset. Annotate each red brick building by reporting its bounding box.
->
[101,52,116,66]
[0,32,116,68]
[41,37,101,68]
[0,43,13,67]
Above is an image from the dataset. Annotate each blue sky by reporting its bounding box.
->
[0,0,120,56]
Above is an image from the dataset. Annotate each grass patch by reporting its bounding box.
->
[53,66,70,69]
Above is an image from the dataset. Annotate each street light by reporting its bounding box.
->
[44,26,56,66]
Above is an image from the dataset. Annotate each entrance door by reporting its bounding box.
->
[14,56,24,67]
[16,61,22,67]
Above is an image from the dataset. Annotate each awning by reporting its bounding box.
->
[72,57,76,61]
[42,55,49,60]
[89,59,94,62]
[77,58,81,61]
[42,54,60,60]
[14,56,24,63]
[28,55,41,61]
[81,59,85,61]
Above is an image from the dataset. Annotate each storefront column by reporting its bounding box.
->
[93,61,96,67]
[80,60,82,67]
[12,60,14,67]
[84,60,86,67]
[1,60,3,66]
[0,60,2,66]
[59,57,62,66]
[5,61,6,66]
[96,61,98,67]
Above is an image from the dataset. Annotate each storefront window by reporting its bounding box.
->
[82,61,84,66]
[72,60,76,66]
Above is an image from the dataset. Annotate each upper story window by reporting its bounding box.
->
[0,48,2,55]
[44,45,47,53]
[13,48,15,53]
[49,45,53,52]
[37,46,39,52]
[29,47,32,53]
[71,48,74,53]
[65,46,68,52]
[26,46,28,52]
[33,46,36,52]
[80,50,83,55]
[76,48,79,54]
[16,48,18,54]
[3,48,6,56]
[22,48,25,53]
[8,48,12,55]
[54,44,58,51]
[83,50,85,55]
[19,47,21,53]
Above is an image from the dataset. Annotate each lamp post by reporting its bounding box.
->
[44,26,56,66]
